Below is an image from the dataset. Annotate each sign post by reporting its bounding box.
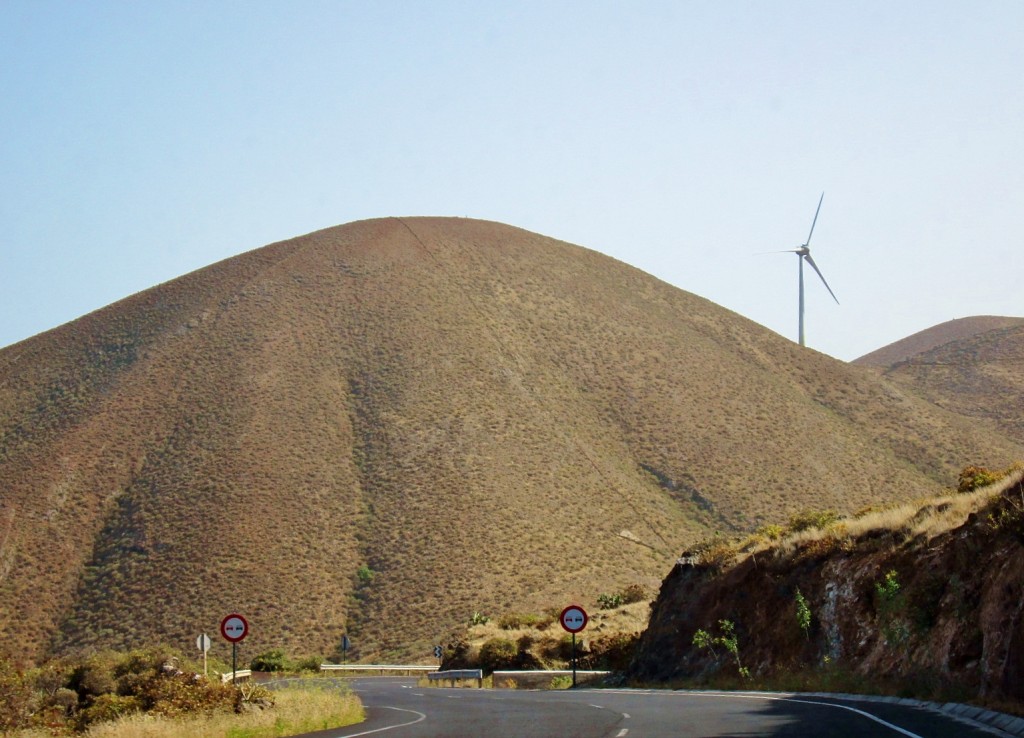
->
[196,633,211,677]
[559,605,589,688]
[220,614,249,683]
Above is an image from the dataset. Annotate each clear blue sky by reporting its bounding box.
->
[2,1,1022,360]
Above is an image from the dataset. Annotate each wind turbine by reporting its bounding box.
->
[778,192,839,347]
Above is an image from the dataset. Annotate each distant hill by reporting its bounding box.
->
[1,217,1020,666]
[871,323,1024,445]
[853,316,1024,367]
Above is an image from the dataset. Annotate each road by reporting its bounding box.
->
[292,677,1007,738]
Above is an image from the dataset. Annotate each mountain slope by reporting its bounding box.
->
[0,217,1020,665]
[854,316,1024,367]
[873,324,1024,445]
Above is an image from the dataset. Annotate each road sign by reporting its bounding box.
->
[434,645,443,659]
[559,605,588,634]
[196,633,211,652]
[342,634,350,652]
[220,613,249,643]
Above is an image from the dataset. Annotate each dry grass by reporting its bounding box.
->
[721,466,1024,563]
[80,686,363,738]
[0,217,1020,665]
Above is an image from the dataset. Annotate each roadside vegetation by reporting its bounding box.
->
[441,586,649,677]
[0,646,362,736]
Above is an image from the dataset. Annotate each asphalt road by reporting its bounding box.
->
[292,677,1007,738]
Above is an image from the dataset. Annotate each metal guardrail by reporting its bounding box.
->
[319,664,436,674]
[491,669,610,688]
[428,669,484,687]
[220,669,253,683]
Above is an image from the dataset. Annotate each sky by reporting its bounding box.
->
[1,1,1022,361]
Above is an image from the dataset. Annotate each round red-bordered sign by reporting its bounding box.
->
[220,613,249,643]
[559,605,588,634]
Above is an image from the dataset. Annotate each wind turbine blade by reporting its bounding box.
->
[804,254,839,304]
[755,249,802,255]
[805,192,824,247]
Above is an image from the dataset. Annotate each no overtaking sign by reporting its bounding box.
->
[559,605,588,634]
[220,613,249,643]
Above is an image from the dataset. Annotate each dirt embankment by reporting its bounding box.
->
[631,471,1024,705]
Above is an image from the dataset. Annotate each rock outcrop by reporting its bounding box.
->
[631,469,1024,704]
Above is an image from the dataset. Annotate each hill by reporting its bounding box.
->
[867,323,1024,445]
[853,316,1024,367]
[0,217,1020,666]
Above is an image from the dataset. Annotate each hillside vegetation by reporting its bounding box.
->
[1,217,1020,666]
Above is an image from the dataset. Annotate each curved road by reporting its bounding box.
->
[293,677,1006,738]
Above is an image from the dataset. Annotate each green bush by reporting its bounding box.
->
[597,593,624,610]
[468,611,490,626]
[788,510,840,533]
[958,465,1003,493]
[293,655,323,672]
[478,638,519,673]
[69,652,119,700]
[250,649,290,672]
[77,693,143,728]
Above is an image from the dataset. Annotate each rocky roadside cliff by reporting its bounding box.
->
[630,469,1024,706]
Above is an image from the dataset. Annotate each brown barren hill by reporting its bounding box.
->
[853,316,1024,367]
[0,217,1020,666]
[875,323,1024,444]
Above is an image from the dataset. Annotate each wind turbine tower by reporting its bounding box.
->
[785,192,839,346]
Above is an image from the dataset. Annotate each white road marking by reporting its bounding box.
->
[681,693,925,738]
[590,704,603,709]
[616,730,629,737]
[622,712,631,718]
[328,706,427,738]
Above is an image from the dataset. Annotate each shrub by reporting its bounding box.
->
[620,584,647,604]
[468,611,490,626]
[795,588,812,639]
[498,613,540,629]
[0,660,33,731]
[250,649,290,673]
[757,524,785,540]
[585,632,640,671]
[136,670,237,718]
[293,655,323,672]
[478,638,519,673]
[689,536,738,569]
[69,652,119,700]
[597,593,624,610]
[692,619,749,678]
[958,465,1003,493]
[788,510,840,533]
[77,693,143,728]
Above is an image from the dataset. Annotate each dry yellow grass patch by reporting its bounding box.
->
[79,687,363,738]
[755,467,1024,560]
